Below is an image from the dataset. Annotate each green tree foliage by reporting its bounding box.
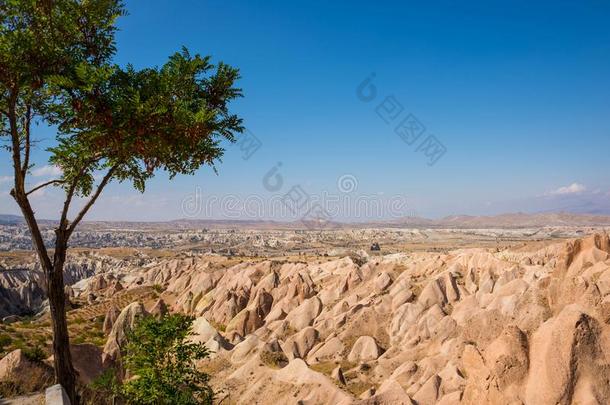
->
[118,314,213,405]
[46,47,243,197]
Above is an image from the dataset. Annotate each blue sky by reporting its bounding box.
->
[1,0,610,220]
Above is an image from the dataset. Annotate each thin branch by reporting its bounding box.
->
[58,155,104,230]
[21,104,32,176]
[7,88,52,270]
[67,166,118,235]
[26,179,65,196]
[8,90,23,190]
[59,176,80,231]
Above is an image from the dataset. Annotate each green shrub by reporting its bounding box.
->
[260,350,288,369]
[152,284,165,293]
[23,345,46,363]
[116,314,213,404]
[87,368,120,404]
[208,320,226,332]
[0,334,12,350]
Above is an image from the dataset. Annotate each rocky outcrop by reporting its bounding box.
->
[102,301,148,366]
[347,336,382,363]
[0,349,39,380]
[71,344,104,385]
[102,305,120,335]
[190,316,231,356]
[188,232,610,404]
[46,344,104,385]
[0,349,53,393]
[0,254,130,317]
[525,305,610,404]
[0,269,45,317]
[149,298,168,318]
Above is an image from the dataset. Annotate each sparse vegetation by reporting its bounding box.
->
[0,334,12,351]
[260,350,288,369]
[208,319,227,332]
[85,369,120,405]
[0,360,53,398]
[341,335,362,356]
[310,361,339,376]
[345,380,374,397]
[199,356,231,375]
[152,284,165,293]
[23,345,46,363]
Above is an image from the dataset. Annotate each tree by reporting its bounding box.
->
[116,314,213,405]
[0,1,243,403]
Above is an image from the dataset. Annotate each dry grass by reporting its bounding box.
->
[0,305,110,360]
[341,335,362,357]
[199,356,232,375]
[0,250,37,266]
[310,360,356,378]
[309,361,338,376]
[66,285,156,322]
[0,361,53,398]
[345,379,374,397]
[208,319,227,332]
[260,351,288,369]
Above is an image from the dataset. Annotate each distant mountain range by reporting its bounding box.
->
[379,212,610,228]
[0,214,24,224]
[0,214,58,225]
[3,211,610,229]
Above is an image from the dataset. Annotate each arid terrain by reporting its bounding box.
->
[1,215,610,404]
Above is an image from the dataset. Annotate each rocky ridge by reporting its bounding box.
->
[93,232,610,404]
[3,232,610,404]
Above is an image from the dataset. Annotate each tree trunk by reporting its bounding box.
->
[13,196,78,403]
[48,268,77,404]
[49,234,78,405]
[48,268,78,405]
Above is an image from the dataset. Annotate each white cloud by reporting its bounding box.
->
[0,176,11,184]
[31,165,63,177]
[548,183,587,196]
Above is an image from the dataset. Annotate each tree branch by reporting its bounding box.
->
[67,166,117,235]
[58,155,103,231]
[59,177,80,231]
[8,91,23,190]
[21,104,32,176]
[26,179,65,196]
[7,88,52,271]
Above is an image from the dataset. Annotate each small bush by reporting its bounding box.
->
[73,317,86,325]
[72,335,86,345]
[152,284,165,293]
[260,350,288,369]
[208,319,226,332]
[23,345,46,363]
[116,314,213,404]
[83,368,119,405]
[0,334,12,350]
